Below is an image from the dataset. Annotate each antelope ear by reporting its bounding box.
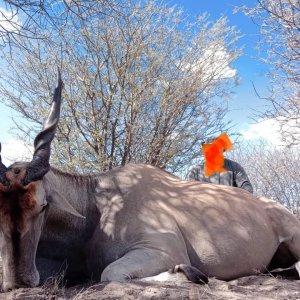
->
[48,190,85,219]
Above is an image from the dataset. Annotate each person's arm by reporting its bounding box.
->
[234,164,253,193]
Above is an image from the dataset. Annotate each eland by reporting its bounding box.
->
[0,72,300,292]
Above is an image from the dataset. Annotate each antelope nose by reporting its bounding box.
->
[2,281,18,292]
[14,168,21,175]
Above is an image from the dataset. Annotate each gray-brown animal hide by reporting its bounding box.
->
[32,164,300,284]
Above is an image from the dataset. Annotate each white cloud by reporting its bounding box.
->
[240,119,284,146]
[1,140,32,166]
[184,45,236,81]
[241,117,300,147]
[0,7,21,33]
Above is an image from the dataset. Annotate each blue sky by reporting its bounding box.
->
[0,0,273,149]
[167,0,270,130]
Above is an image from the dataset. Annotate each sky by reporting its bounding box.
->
[168,0,271,128]
[0,0,280,164]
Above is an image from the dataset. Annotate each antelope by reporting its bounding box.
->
[0,72,300,292]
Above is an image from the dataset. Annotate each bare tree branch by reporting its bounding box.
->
[0,0,240,174]
[242,0,300,146]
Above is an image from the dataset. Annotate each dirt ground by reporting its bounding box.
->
[1,249,300,299]
[0,273,300,300]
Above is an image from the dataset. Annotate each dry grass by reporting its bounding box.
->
[0,261,299,300]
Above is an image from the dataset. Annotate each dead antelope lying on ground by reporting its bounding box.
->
[0,73,300,292]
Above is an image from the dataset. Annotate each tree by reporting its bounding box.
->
[0,0,57,49]
[242,0,300,146]
[0,0,240,174]
[229,140,300,213]
[0,1,116,50]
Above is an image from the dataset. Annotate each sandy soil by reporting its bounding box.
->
[1,248,300,299]
[0,273,300,300]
